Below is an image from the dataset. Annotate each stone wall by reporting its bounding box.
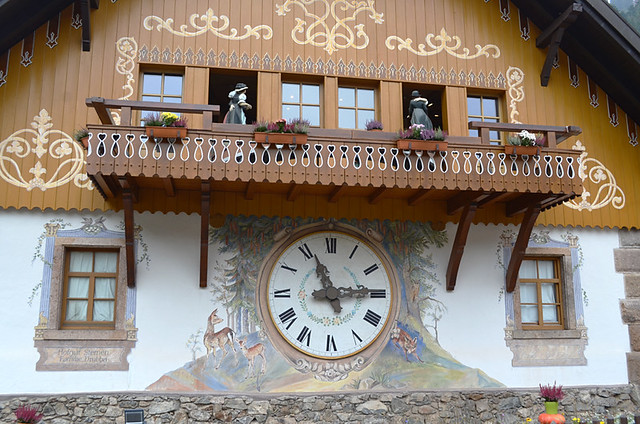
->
[1,386,639,424]
[616,228,640,383]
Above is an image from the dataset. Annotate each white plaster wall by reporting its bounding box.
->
[0,210,630,394]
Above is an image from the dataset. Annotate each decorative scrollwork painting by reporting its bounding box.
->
[143,8,273,41]
[0,109,93,191]
[506,66,524,124]
[276,0,384,54]
[386,28,500,60]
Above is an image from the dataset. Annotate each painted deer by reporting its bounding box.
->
[203,309,236,369]
[390,324,424,363]
[237,339,266,379]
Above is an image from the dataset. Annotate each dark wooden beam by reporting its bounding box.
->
[245,179,257,200]
[119,178,136,288]
[328,184,348,203]
[540,192,576,210]
[200,181,211,288]
[447,191,486,215]
[369,187,387,205]
[536,2,582,86]
[408,189,432,206]
[93,172,114,198]
[446,202,478,291]
[125,174,138,203]
[86,97,115,125]
[162,177,175,197]
[506,193,554,217]
[79,0,91,51]
[476,191,511,208]
[505,204,542,293]
[287,183,303,201]
[89,0,99,8]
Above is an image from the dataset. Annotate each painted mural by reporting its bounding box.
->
[148,216,502,392]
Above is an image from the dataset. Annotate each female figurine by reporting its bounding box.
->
[408,90,433,129]
[225,82,252,124]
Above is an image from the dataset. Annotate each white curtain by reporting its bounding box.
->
[93,277,116,321]
[520,283,538,323]
[66,277,89,320]
[541,283,559,323]
[518,260,537,279]
[66,251,117,322]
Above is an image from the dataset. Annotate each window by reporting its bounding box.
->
[338,87,375,129]
[141,72,183,104]
[61,249,119,329]
[518,258,563,330]
[467,95,501,143]
[282,82,321,126]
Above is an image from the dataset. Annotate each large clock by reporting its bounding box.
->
[256,221,400,380]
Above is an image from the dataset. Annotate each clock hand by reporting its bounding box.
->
[335,285,371,298]
[314,255,335,289]
[311,288,342,313]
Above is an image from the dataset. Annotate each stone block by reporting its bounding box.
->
[621,299,640,323]
[630,325,640,351]
[614,248,640,273]
[625,274,640,298]
[628,352,640,384]
[620,228,640,247]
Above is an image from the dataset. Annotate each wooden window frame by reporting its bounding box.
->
[467,93,502,143]
[140,70,184,103]
[61,248,119,330]
[518,257,564,331]
[281,81,322,127]
[338,86,376,130]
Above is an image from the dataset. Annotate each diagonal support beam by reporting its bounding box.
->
[329,184,348,203]
[446,202,478,291]
[287,183,303,201]
[447,191,487,216]
[505,204,542,293]
[408,189,431,206]
[119,178,136,288]
[536,2,582,86]
[369,187,387,205]
[200,181,211,288]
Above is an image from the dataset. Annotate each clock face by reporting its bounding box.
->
[267,230,393,359]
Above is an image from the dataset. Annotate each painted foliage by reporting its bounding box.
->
[149,216,502,392]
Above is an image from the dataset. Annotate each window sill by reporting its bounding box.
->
[506,328,588,367]
[511,329,583,340]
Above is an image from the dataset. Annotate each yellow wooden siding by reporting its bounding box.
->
[0,0,637,228]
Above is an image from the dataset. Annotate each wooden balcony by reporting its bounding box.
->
[85,98,583,292]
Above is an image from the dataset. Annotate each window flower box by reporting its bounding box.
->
[145,126,187,139]
[253,132,308,145]
[397,139,448,152]
[504,145,539,156]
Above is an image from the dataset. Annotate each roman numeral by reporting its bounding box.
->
[369,289,386,298]
[363,264,379,275]
[279,307,297,330]
[325,237,337,254]
[280,264,297,274]
[351,330,363,344]
[298,243,313,260]
[297,326,311,346]
[274,289,291,298]
[326,334,337,352]
[349,245,359,259]
[363,309,382,327]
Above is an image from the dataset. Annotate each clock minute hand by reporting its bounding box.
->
[336,285,371,299]
[314,255,334,289]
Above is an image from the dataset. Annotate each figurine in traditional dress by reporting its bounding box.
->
[408,90,433,129]
[225,82,252,124]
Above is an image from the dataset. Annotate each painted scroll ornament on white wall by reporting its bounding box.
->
[0,109,93,191]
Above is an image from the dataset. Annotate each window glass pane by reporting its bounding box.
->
[282,83,299,103]
[339,88,355,107]
[69,252,93,272]
[358,110,375,130]
[142,95,161,102]
[95,278,116,298]
[302,106,320,126]
[521,305,538,323]
[538,260,556,279]
[467,96,481,116]
[519,260,537,279]
[541,283,557,303]
[94,252,118,273]
[142,74,162,94]
[490,131,500,140]
[163,97,182,104]
[282,105,300,122]
[469,129,479,137]
[68,277,89,297]
[520,283,537,303]
[483,98,498,116]
[164,75,183,96]
[301,84,319,104]
[542,305,559,323]
[339,109,356,128]
[93,300,115,321]
[66,300,88,320]
[357,89,374,108]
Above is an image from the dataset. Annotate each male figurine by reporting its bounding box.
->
[225,82,252,124]
[408,90,433,129]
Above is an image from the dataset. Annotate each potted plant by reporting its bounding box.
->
[505,130,545,156]
[538,382,565,424]
[143,112,188,139]
[254,118,310,144]
[365,119,384,131]
[72,128,90,149]
[15,405,43,424]
[396,124,448,151]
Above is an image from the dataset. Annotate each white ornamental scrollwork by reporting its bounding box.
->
[294,356,365,381]
[115,37,137,101]
[506,66,524,124]
[143,8,273,41]
[276,0,384,54]
[0,109,93,192]
[385,28,501,60]
[564,140,625,211]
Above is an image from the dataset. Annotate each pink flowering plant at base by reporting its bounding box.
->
[15,405,44,423]
[254,118,310,134]
[398,124,446,141]
[142,112,187,127]
[539,382,564,402]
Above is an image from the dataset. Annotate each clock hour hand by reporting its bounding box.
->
[311,287,342,313]
[314,255,335,289]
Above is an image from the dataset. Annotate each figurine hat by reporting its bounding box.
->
[411,90,420,97]
[235,82,248,91]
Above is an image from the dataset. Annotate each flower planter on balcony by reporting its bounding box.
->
[397,139,448,152]
[254,132,308,144]
[504,145,539,156]
[145,126,188,139]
